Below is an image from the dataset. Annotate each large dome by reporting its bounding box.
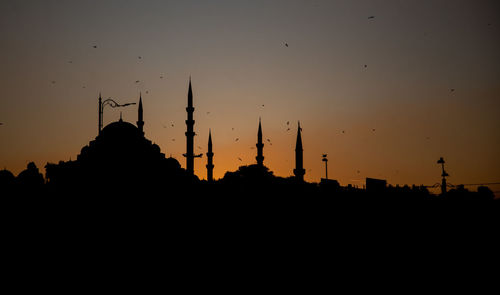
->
[100,119,141,139]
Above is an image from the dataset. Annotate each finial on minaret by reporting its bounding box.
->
[137,93,144,135]
[119,111,123,122]
[206,129,214,182]
[294,121,305,181]
[256,118,264,167]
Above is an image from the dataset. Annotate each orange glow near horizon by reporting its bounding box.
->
[1,1,499,196]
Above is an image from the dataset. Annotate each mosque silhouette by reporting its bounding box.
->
[35,78,307,197]
[0,79,496,200]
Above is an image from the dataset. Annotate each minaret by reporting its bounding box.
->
[183,77,201,175]
[137,93,144,135]
[98,93,102,135]
[206,129,214,182]
[256,118,264,167]
[293,121,305,181]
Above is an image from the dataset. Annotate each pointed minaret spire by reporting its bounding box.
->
[188,76,193,108]
[294,121,305,181]
[256,117,264,167]
[206,129,214,182]
[184,77,201,175]
[137,93,144,135]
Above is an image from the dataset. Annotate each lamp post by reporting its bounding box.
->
[98,95,136,134]
[437,157,449,195]
[322,154,328,180]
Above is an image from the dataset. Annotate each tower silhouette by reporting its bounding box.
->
[137,93,144,135]
[293,121,305,181]
[183,77,201,175]
[98,93,102,135]
[256,118,264,167]
[206,129,214,182]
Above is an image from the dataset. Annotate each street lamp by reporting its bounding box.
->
[437,157,449,195]
[98,94,136,134]
[322,154,328,180]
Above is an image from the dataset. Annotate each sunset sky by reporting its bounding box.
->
[1,0,499,193]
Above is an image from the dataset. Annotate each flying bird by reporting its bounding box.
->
[160,76,163,79]
[171,123,174,127]
[172,139,175,141]
[198,146,202,149]
[450,89,455,92]
[342,130,345,133]
[92,45,97,48]
[135,80,140,83]
[235,138,239,142]
[287,128,290,131]
[145,91,149,94]
[266,139,271,142]
[51,81,56,84]
[372,129,376,131]
[285,42,289,47]
[206,112,210,114]
[261,104,265,107]
[364,64,367,68]
[286,121,289,125]
[238,157,242,161]
[68,61,73,64]
[368,16,375,19]
[138,56,142,59]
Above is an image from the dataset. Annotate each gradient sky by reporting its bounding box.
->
[1,0,499,193]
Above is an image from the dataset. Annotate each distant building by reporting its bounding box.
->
[366,178,387,193]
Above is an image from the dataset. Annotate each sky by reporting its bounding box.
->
[1,0,499,194]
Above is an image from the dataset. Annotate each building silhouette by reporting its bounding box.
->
[256,118,264,167]
[44,94,191,193]
[183,78,201,175]
[206,129,214,182]
[293,122,305,181]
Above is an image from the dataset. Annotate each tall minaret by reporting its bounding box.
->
[293,121,305,181]
[137,93,144,135]
[206,129,214,182]
[256,118,264,167]
[98,93,102,135]
[184,77,201,175]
